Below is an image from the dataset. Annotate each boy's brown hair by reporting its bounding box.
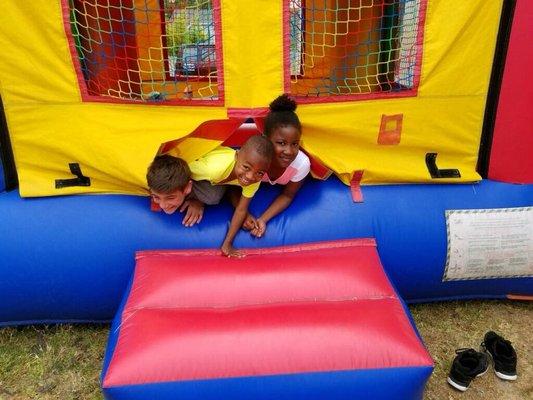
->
[147,155,191,193]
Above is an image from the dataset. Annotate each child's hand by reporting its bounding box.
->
[221,243,245,258]
[242,213,257,231]
[180,199,204,227]
[250,218,266,238]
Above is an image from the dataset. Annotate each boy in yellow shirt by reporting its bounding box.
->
[189,135,273,257]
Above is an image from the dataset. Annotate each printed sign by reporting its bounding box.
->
[443,207,533,281]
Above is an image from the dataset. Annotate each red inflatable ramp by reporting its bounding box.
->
[102,239,433,400]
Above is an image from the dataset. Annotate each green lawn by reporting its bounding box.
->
[0,301,531,400]
[411,301,532,400]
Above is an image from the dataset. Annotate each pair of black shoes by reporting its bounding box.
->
[447,331,517,392]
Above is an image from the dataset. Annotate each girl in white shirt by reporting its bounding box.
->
[244,94,311,237]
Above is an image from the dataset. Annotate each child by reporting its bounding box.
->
[189,135,273,257]
[146,155,204,227]
[244,94,310,238]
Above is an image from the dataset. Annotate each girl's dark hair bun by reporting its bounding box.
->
[269,94,296,113]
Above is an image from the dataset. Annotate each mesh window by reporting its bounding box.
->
[288,0,424,101]
[67,0,221,103]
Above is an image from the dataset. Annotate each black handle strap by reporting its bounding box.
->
[425,153,461,179]
[55,163,91,188]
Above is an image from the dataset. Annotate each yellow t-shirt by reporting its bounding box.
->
[188,146,260,198]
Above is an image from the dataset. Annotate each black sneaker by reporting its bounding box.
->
[481,331,517,381]
[447,348,489,391]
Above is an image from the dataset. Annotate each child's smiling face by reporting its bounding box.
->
[234,147,270,186]
[150,182,192,214]
[270,125,301,169]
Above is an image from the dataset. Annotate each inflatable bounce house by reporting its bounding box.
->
[1,0,531,398]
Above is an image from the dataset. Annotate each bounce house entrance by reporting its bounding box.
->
[158,117,332,187]
[157,118,260,164]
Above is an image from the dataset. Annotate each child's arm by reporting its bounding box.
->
[251,180,304,238]
[221,195,252,257]
[226,186,257,231]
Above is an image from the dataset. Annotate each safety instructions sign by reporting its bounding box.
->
[443,207,533,281]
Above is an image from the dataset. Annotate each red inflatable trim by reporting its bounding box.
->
[489,0,533,183]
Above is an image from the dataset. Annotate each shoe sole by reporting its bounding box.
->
[447,377,468,392]
[447,367,488,392]
[484,349,518,381]
[495,371,517,381]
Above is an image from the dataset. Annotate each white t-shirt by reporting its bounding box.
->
[262,150,310,185]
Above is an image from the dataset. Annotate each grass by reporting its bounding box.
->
[411,300,533,400]
[0,301,531,399]
[0,325,106,400]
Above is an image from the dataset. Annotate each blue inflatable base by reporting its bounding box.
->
[1,178,531,325]
[103,367,433,400]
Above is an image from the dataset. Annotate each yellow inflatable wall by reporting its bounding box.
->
[0,1,503,197]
